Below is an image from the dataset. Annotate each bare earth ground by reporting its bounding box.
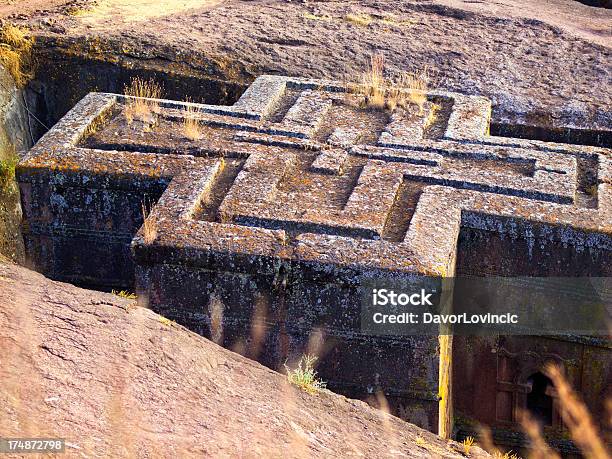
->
[0,261,489,458]
[1,0,611,132]
[438,0,611,48]
[0,0,73,18]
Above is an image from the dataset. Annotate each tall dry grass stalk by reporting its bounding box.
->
[543,363,609,459]
[182,102,202,140]
[362,54,385,92]
[372,390,405,456]
[352,54,429,114]
[141,200,156,244]
[247,295,268,360]
[208,294,224,345]
[357,54,386,109]
[124,77,163,124]
[392,68,429,114]
[519,411,560,459]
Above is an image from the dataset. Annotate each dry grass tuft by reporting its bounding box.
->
[585,184,598,196]
[354,54,385,109]
[123,77,163,124]
[351,54,429,114]
[380,15,417,27]
[492,452,520,459]
[477,426,520,459]
[0,25,34,88]
[83,109,111,138]
[362,53,385,92]
[0,25,31,49]
[158,316,174,326]
[112,290,137,300]
[183,102,202,140]
[392,68,429,114]
[462,436,475,456]
[141,199,157,244]
[66,5,94,16]
[303,12,333,22]
[302,12,414,27]
[345,13,373,27]
[415,436,426,447]
[285,354,326,394]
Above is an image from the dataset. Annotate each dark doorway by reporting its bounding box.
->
[526,372,554,426]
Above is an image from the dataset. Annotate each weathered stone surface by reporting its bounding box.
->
[6,0,611,139]
[16,74,612,442]
[0,261,489,458]
[0,66,28,263]
[18,75,611,278]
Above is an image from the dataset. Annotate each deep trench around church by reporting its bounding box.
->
[2,46,611,457]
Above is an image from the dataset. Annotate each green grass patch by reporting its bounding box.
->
[285,354,326,394]
[0,152,18,190]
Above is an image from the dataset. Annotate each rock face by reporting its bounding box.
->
[5,0,612,141]
[0,66,31,155]
[0,262,488,458]
[0,66,27,264]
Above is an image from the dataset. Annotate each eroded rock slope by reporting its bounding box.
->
[0,262,488,458]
